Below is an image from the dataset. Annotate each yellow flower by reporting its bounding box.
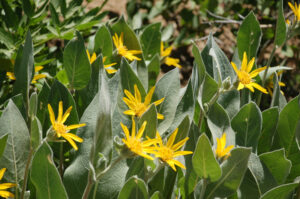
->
[0,168,16,198]
[86,50,118,74]
[112,33,142,61]
[160,42,182,68]
[123,84,165,119]
[215,133,234,160]
[6,66,47,83]
[266,71,286,96]
[151,129,193,171]
[288,2,300,21]
[286,19,291,25]
[48,101,85,151]
[231,52,268,94]
[120,117,158,160]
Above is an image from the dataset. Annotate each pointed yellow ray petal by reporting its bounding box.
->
[57,101,63,123]
[0,168,6,180]
[62,134,78,150]
[173,150,193,157]
[237,82,245,90]
[241,52,248,71]
[251,82,268,94]
[223,145,234,155]
[134,85,141,103]
[61,106,73,123]
[123,110,136,116]
[112,33,118,48]
[157,113,164,120]
[144,86,155,106]
[48,104,56,125]
[231,61,240,75]
[0,183,16,190]
[0,191,15,198]
[172,159,186,170]
[289,2,297,15]
[120,123,130,140]
[86,50,91,62]
[90,53,97,64]
[279,81,286,87]
[66,123,86,130]
[137,152,154,160]
[167,128,178,148]
[131,117,136,137]
[35,66,43,72]
[105,68,118,74]
[137,121,147,139]
[123,97,136,108]
[64,133,83,143]
[160,42,164,55]
[153,97,164,106]
[104,62,117,68]
[221,133,226,149]
[167,161,177,171]
[245,84,254,92]
[124,90,136,102]
[249,66,267,78]
[32,74,47,82]
[171,137,189,151]
[247,57,255,73]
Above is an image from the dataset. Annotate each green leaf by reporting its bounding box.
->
[148,55,160,88]
[260,183,298,199]
[150,191,163,199]
[49,3,60,26]
[270,73,287,111]
[218,90,240,119]
[140,23,161,61]
[259,149,291,185]
[192,134,221,182]
[154,68,181,133]
[30,116,42,151]
[191,43,206,99]
[22,0,34,17]
[276,95,300,180]
[200,73,218,107]
[239,170,261,199]
[29,92,38,118]
[94,25,113,57]
[63,31,91,89]
[207,102,235,146]
[118,176,148,199]
[31,142,68,199]
[0,134,8,159]
[257,107,279,154]
[139,104,157,139]
[237,11,262,60]
[201,34,234,83]
[247,153,277,195]
[13,31,34,105]
[37,82,51,130]
[205,147,252,198]
[274,0,286,47]
[167,81,194,133]
[231,102,262,150]
[0,100,30,187]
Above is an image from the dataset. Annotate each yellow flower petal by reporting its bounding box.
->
[166,128,178,148]
[0,168,6,180]
[0,190,15,198]
[47,104,55,125]
[251,82,268,94]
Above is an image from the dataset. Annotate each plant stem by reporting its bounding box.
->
[92,182,99,199]
[59,143,64,177]
[20,149,33,199]
[82,170,94,199]
[199,178,207,199]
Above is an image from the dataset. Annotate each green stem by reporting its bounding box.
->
[20,149,33,199]
[96,156,124,180]
[82,170,94,199]
[144,162,164,182]
[59,143,64,177]
[199,178,208,199]
[92,182,99,199]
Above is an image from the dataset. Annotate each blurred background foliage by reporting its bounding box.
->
[0,0,299,107]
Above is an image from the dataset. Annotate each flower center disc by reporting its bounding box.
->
[159,146,174,162]
[239,71,251,84]
[127,137,143,154]
[53,122,68,136]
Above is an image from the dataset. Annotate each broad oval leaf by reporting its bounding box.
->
[205,147,251,198]
[274,0,286,47]
[63,31,91,89]
[0,100,30,187]
[31,142,68,199]
[192,134,221,182]
[94,25,113,57]
[231,102,262,150]
[141,23,161,61]
[237,11,262,60]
